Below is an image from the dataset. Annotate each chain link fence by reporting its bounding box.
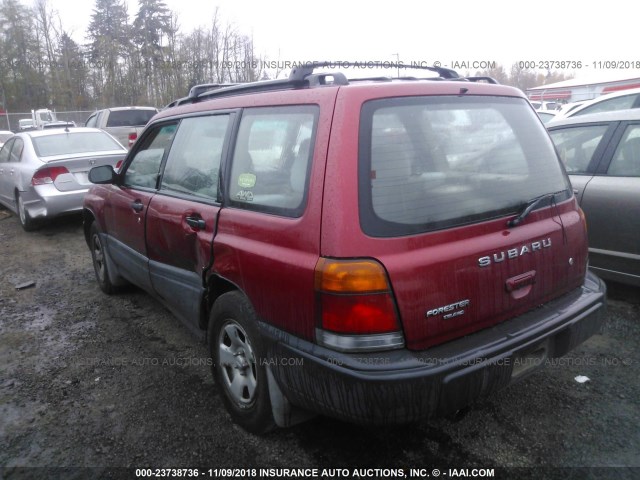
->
[1,111,95,132]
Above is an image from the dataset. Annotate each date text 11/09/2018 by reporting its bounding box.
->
[518,60,640,70]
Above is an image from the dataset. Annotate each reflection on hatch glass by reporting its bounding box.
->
[359,96,570,236]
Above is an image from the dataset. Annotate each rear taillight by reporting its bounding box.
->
[315,258,405,352]
[115,159,123,171]
[32,166,69,186]
[128,132,137,148]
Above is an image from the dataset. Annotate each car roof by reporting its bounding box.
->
[563,87,640,116]
[547,108,640,127]
[104,106,158,111]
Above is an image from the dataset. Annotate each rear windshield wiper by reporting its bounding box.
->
[507,191,565,228]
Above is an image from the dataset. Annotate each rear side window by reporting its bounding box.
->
[228,105,317,217]
[359,96,571,236]
[548,125,609,174]
[0,139,13,162]
[608,124,640,176]
[9,138,24,162]
[85,113,98,128]
[106,109,157,127]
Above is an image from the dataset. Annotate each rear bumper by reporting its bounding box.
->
[22,185,87,219]
[260,271,607,425]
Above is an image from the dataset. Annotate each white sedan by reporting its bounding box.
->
[0,127,127,230]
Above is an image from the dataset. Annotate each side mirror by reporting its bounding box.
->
[89,165,116,184]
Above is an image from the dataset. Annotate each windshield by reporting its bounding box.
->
[359,95,571,236]
[32,132,124,157]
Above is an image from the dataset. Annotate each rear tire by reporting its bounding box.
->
[89,222,117,294]
[16,192,36,231]
[209,291,276,434]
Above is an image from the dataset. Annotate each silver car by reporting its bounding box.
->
[548,109,640,286]
[0,128,127,230]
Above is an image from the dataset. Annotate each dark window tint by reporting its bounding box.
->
[608,124,640,176]
[160,115,230,200]
[32,132,123,157]
[106,109,157,127]
[359,96,570,236]
[124,124,177,189]
[229,105,317,216]
[549,125,609,174]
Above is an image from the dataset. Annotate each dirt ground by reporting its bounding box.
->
[1,207,639,480]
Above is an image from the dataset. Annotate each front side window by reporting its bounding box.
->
[123,123,177,189]
[548,125,609,174]
[228,105,317,216]
[160,115,230,200]
[359,96,571,236]
[608,124,640,176]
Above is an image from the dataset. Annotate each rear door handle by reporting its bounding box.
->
[131,200,144,212]
[186,216,206,229]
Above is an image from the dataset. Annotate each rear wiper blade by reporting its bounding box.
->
[507,191,564,228]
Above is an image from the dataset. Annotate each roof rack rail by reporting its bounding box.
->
[164,62,499,108]
[289,61,460,81]
[188,83,238,98]
[463,76,499,84]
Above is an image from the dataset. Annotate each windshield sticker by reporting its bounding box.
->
[237,173,257,188]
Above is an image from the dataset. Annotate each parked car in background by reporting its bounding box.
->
[530,100,559,111]
[0,127,127,230]
[0,130,13,148]
[85,106,158,149]
[557,87,640,119]
[556,101,585,118]
[18,119,33,131]
[42,120,76,129]
[548,109,640,286]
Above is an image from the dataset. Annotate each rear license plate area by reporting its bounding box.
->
[511,339,549,379]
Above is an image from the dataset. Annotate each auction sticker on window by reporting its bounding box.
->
[237,173,256,188]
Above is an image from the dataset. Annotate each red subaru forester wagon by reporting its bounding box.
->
[83,63,607,433]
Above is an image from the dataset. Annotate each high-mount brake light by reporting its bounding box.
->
[314,258,405,352]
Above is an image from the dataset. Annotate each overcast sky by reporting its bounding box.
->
[42,0,640,82]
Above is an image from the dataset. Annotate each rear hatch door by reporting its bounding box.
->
[324,91,588,350]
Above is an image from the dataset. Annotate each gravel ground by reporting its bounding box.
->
[1,208,639,480]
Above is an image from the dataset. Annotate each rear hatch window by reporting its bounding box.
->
[359,96,571,236]
[106,109,157,127]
